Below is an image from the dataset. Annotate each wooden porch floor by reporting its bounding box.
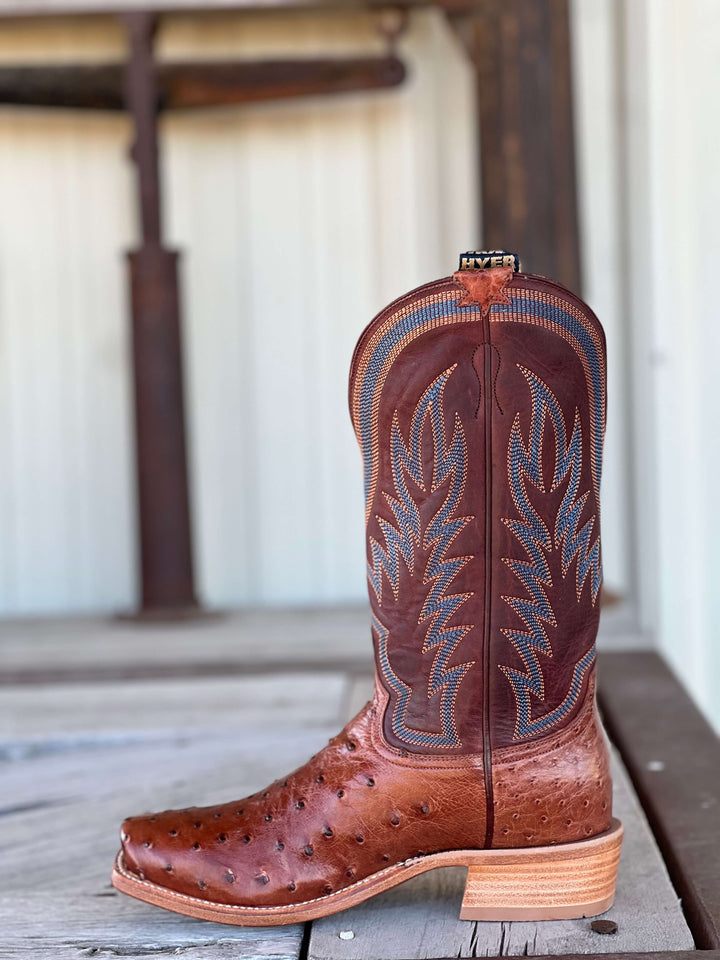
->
[0,609,693,959]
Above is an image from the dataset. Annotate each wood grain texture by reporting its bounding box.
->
[600,651,720,949]
[0,608,370,677]
[307,750,693,958]
[0,725,325,955]
[459,822,621,921]
[0,893,303,960]
[471,0,581,294]
[0,641,698,957]
[0,673,347,754]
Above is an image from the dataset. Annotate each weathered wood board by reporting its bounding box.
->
[308,751,695,958]
[0,670,344,956]
[0,672,348,756]
[0,892,303,960]
[0,646,696,958]
[0,608,371,681]
[0,715,334,955]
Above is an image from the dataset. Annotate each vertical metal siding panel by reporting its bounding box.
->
[168,10,479,608]
[303,95,376,602]
[691,0,720,735]
[570,0,631,600]
[366,83,422,307]
[0,11,478,613]
[0,113,21,609]
[0,106,135,614]
[79,117,136,613]
[165,113,256,608]
[12,117,71,611]
[244,111,319,604]
[431,13,480,259]
[637,0,720,731]
[0,21,132,616]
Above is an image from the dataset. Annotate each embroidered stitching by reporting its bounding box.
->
[350,280,606,748]
[368,672,598,768]
[369,366,474,749]
[500,365,601,740]
[351,286,606,522]
[115,851,422,912]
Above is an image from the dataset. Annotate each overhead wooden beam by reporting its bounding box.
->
[463,0,582,293]
[0,0,475,18]
[0,57,405,111]
[124,11,199,617]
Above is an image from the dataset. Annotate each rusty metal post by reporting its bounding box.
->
[124,11,198,615]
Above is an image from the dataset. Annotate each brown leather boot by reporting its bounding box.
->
[112,254,622,924]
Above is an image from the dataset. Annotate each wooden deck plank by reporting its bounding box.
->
[0,673,348,756]
[0,892,303,960]
[0,608,372,684]
[307,751,694,958]
[600,651,720,950]
[1,727,335,889]
[0,669,340,960]
[0,639,699,958]
[0,725,328,957]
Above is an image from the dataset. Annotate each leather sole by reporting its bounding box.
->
[111,817,622,925]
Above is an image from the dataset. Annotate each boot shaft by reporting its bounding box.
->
[350,263,606,756]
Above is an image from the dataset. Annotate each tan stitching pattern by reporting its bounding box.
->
[353,291,472,522]
[114,850,421,912]
[350,283,605,524]
[498,365,600,741]
[490,291,606,505]
[369,365,475,749]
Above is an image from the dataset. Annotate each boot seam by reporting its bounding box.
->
[482,308,495,847]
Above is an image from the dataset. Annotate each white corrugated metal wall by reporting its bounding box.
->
[162,10,479,607]
[0,9,479,613]
[0,14,135,613]
[619,0,720,732]
[0,6,636,619]
[0,3,716,731]
[574,0,720,732]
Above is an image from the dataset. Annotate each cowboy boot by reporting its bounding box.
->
[112,252,622,924]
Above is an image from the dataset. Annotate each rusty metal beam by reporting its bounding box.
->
[0,57,405,111]
[124,11,198,615]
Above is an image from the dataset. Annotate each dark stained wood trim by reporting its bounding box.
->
[124,12,162,243]
[430,954,719,960]
[469,0,582,294]
[598,651,720,950]
[0,58,405,110]
[0,0,471,18]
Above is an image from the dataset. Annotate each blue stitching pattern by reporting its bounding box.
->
[359,295,470,503]
[356,287,605,746]
[500,365,601,739]
[358,293,603,512]
[494,297,604,491]
[370,367,473,748]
